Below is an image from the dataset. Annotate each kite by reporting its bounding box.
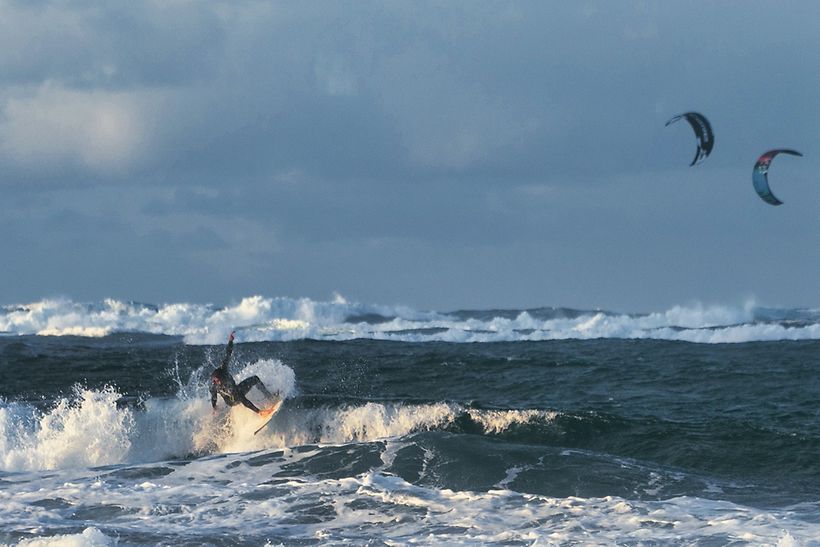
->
[752,149,803,206]
[665,112,714,166]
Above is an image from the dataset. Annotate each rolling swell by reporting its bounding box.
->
[428,406,820,500]
[257,396,820,506]
[5,385,816,509]
[2,327,819,516]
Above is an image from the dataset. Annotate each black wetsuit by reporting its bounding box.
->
[210,336,273,413]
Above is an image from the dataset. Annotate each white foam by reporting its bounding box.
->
[1,387,133,471]
[466,409,557,434]
[15,527,115,547]
[0,295,439,343]
[263,401,459,449]
[1,449,817,544]
[0,358,298,472]
[3,295,817,344]
[1,371,561,472]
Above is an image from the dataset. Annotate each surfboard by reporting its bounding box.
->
[253,399,283,435]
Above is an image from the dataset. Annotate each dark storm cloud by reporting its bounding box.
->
[3,1,817,184]
[1,1,819,309]
[0,1,225,88]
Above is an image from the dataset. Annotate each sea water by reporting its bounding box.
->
[1,296,818,545]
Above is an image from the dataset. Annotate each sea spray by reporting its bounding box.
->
[0,386,132,471]
[0,358,302,471]
[2,296,820,343]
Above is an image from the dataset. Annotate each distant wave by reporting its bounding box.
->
[2,295,820,344]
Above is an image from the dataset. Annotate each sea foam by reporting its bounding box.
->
[0,357,563,473]
[15,527,115,547]
[7,462,815,545]
[1,295,819,344]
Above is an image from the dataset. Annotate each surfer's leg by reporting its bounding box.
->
[237,375,275,400]
[238,395,261,414]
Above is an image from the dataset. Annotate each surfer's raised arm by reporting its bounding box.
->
[221,330,235,369]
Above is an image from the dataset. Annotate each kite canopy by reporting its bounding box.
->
[752,149,803,206]
[665,112,714,166]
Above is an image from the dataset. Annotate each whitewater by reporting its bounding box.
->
[2,294,820,344]
[1,295,819,545]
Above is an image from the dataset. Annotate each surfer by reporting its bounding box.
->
[210,331,277,414]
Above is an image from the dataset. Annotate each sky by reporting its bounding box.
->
[1,1,819,313]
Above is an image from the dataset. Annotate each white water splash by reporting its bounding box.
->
[15,527,114,547]
[2,295,818,344]
[1,370,561,473]
[3,461,816,545]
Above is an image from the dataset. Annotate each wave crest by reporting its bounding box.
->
[1,376,565,472]
[2,295,820,344]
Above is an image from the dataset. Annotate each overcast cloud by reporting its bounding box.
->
[2,1,819,312]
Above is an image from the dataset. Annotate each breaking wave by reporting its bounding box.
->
[0,359,559,473]
[2,295,820,344]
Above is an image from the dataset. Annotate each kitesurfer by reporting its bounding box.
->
[210,331,277,414]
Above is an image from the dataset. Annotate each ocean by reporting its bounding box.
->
[1,296,818,545]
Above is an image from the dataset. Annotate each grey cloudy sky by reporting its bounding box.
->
[2,1,819,312]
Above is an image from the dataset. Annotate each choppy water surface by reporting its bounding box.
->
[1,297,818,544]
